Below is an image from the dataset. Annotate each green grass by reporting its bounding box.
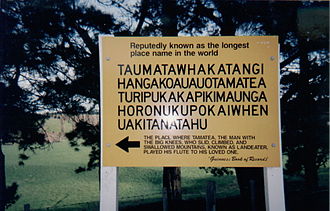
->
[4,142,99,211]
[119,167,239,207]
[4,141,240,210]
[4,141,329,211]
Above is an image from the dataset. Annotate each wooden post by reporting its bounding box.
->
[206,181,216,211]
[163,167,182,211]
[162,186,168,211]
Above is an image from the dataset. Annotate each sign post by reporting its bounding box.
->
[100,36,285,210]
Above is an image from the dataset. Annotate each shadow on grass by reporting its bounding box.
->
[120,196,243,211]
[29,189,328,211]
[120,189,329,211]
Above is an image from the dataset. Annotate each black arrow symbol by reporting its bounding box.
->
[116,136,140,152]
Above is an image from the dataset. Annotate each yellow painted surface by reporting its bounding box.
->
[100,36,280,167]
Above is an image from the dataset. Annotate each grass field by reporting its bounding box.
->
[4,142,99,210]
[4,141,240,211]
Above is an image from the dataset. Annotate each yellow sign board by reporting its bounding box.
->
[100,36,280,167]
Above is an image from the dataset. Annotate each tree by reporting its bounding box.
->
[161,0,182,208]
[1,1,47,209]
[0,0,121,208]
[280,3,329,192]
[281,43,329,191]
[1,0,328,209]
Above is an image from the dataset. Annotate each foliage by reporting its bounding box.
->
[0,83,47,150]
[1,0,122,171]
[0,1,328,207]
[1,0,120,207]
[66,120,100,172]
[4,182,19,209]
[281,57,329,188]
[199,167,234,176]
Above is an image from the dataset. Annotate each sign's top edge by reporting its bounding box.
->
[98,35,279,38]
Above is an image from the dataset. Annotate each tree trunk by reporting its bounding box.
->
[133,0,149,36]
[235,168,266,211]
[163,167,182,211]
[303,148,319,191]
[299,39,319,192]
[161,0,178,36]
[217,6,267,211]
[161,1,182,210]
[0,144,6,211]
[0,3,7,207]
[0,15,6,205]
